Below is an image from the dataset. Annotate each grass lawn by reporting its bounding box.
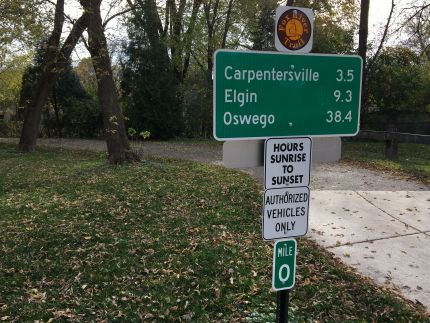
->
[0,143,429,321]
[342,141,430,185]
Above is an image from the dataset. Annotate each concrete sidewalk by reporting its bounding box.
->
[310,190,430,308]
[244,164,430,310]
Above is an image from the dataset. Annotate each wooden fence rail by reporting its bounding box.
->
[354,130,430,158]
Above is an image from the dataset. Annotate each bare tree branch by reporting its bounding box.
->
[103,7,133,28]
[182,0,203,80]
[394,3,430,33]
[221,0,234,48]
[125,0,145,26]
[238,43,253,50]
[191,50,206,73]
[80,34,90,51]
[367,0,395,72]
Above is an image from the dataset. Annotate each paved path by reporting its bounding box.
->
[2,138,430,309]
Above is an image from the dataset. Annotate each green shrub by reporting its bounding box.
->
[0,120,22,137]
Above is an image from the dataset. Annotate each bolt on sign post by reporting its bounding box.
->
[213,50,362,140]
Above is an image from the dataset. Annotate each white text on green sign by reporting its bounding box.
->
[213,50,362,140]
[272,239,297,291]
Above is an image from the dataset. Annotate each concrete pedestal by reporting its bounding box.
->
[223,137,342,168]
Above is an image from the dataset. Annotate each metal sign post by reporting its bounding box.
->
[211,5,362,322]
[277,290,289,323]
[265,137,310,322]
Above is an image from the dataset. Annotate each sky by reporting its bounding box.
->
[368,0,399,49]
[66,0,418,62]
[369,0,393,28]
[368,0,428,47]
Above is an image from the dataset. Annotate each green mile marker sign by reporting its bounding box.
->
[213,49,362,140]
[272,239,297,291]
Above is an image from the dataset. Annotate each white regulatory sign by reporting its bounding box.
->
[264,137,312,189]
[262,186,309,240]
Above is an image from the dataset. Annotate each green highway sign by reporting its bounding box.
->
[213,50,362,140]
[272,239,297,291]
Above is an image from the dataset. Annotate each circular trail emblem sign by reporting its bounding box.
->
[276,9,312,51]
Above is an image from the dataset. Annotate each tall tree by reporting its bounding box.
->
[0,0,49,65]
[250,0,277,50]
[168,0,203,84]
[367,47,430,113]
[401,2,430,60]
[367,0,395,73]
[126,0,202,85]
[81,0,135,164]
[121,0,182,139]
[201,0,235,84]
[20,50,99,138]
[18,0,65,151]
[0,55,31,118]
[18,2,89,151]
[358,0,370,113]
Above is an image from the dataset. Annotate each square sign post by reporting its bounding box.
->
[264,137,311,323]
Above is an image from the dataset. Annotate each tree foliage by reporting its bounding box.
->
[250,0,277,50]
[367,47,430,112]
[0,0,51,64]
[20,44,101,137]
[401,2,430,60]
[3,0,428,141]
[291,0,358,54]
[121,2,182,139]
[74,58,99,100]
[0,54,31,117]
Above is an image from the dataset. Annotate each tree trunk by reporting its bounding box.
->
[18,0,65,152]
[182,0,202,80]
[358,0,370,114]
[221,0,234,49]
[82,0,136,164]
[169,0,187,83]
[52,89,63,137]
[18,7,89,152]
[203,0,220,86]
